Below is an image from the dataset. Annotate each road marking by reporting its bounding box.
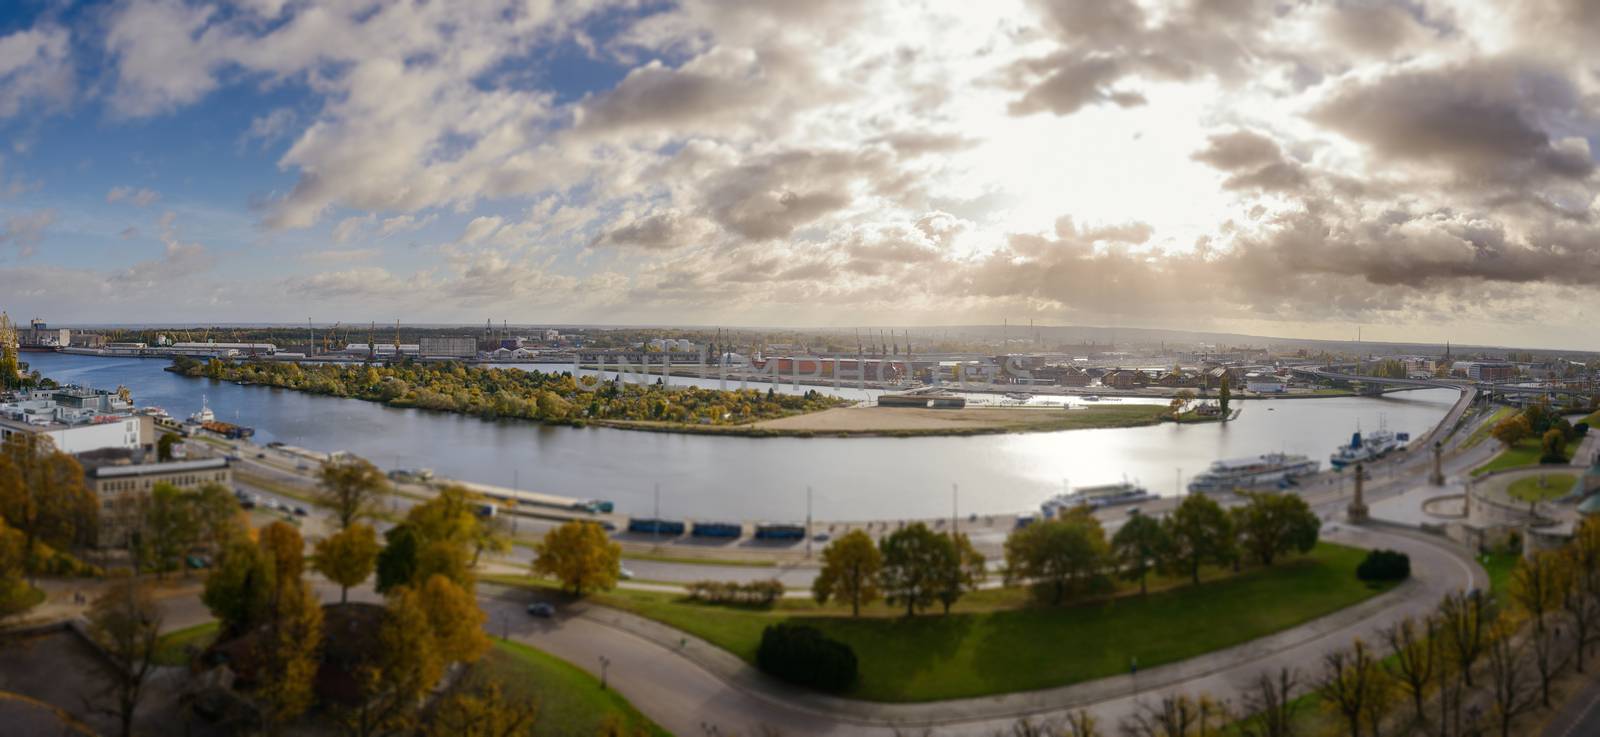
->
[1558,686,1600,737]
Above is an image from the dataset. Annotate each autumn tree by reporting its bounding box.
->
[1484,619,1538,737]
[257,577,324,731]
[1120,692,1229,737]
[425,676,538,737]
[85,577,163,737]
[1510,550,1568,706]
[314,523,381,604]
[1316,639,1382,737]
[532,520,621,596]
[1562,517,1600,672]
[812,529,882,616]
[378,485,485,593]
[879,522,957,617]
[420,574,490,664]
[1491,414,1532,448]
[0,433,97,577]
[1234,492,1320,566]
[1218,374,1231,415]
[1004,507,1109,605]
[1438,589,1493,687]
[0,518,32,623]
[1539,427,1568,463]
[189,482,245,552]
[317,455,391,530]
[1111,511,1167,595]
[1381,614,1439,720]
[1238,668,1300,737]
[1164,494,1235,584]
[936,532,986,614]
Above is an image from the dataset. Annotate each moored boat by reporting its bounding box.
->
[1041,482,1155,516]
[1188,453,1319,494]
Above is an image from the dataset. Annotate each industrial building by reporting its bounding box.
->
[0,386,153,455]
[83,454,232,548]
[420,335,477,358]
[19,319,69,349]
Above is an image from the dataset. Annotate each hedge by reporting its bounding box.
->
[756,623,857,692]
[1356,549,1411,583]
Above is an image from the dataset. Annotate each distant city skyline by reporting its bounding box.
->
[2,2,1599,350]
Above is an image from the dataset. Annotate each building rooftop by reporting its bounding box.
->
[88,457,229,479]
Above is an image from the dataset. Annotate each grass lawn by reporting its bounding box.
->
[1482,550,1520,601]
[1507,473,1576,503]
[1472,438,1549,475]
[152,621,220,666]
[522,543,1386,702]
[485,640,668,737]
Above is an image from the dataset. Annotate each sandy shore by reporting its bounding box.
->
[749,404,1170,435]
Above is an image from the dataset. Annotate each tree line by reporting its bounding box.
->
[172,355,844,426]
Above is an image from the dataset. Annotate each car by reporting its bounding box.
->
[296,463,310,471]
[526,602,555,618]
[619,567,635,580]
[256,452,266,459]
[263,499,280,511]
[240,499,257,510]
[292,506,309,517]
[266,441,285,448]
[812,533,831,543]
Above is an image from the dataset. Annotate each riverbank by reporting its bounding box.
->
[739,404,1176,437]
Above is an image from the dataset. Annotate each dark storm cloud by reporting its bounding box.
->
[1311,60,1597,185]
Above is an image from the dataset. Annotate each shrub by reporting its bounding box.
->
[1356,549,1410,583]
[756,623,857,692]
[685,579,785,607]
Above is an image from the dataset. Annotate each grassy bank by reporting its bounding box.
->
[1463,407,1517,450]
[1508,473,1576,503]
[153,621,220,666]
[1472,437,1547,475]
[486,640,669,737]
[503,543,1385,702]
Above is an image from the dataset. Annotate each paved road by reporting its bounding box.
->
[1545,675,1600,737]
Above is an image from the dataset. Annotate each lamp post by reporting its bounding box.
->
[599,655,611,690]
[806,486,813,559]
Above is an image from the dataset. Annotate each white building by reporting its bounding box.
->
[0,386,150,454]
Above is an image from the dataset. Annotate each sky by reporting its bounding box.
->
[0,1,1598,349]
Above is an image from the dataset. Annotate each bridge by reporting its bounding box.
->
[1288,365,1595,399]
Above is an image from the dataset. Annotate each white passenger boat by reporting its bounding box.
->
[1041,482,1156,516]
[1187,453,1319,494]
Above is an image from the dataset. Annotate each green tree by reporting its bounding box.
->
[138,483,199,577]
[1234,492,1320,566]
[316,456,391,530]
[1218,374,1231,415]
[879,522,956,617]
[1003,508,1109,605]
[936,532,986,614]
[532,520,621,596]
[0,518,34,623]
[1111,512,1168,595]
[813,530,883,617]
[85,577,163,737]
[188,482,245,553]
[156,433,178,462]
[314,523,381,604]
[375,524,419,594]
[202,537,275,638]
[1164,494,1235,584]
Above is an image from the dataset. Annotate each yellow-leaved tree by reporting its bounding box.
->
[313,523,380,604]
[532,520,620,596]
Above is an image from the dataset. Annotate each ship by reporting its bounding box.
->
[1187,453,1320,494]
[1041,482,1155,516]
[186,397,215,425]
[1005,392,1034,401]
[1329,428,1410,469]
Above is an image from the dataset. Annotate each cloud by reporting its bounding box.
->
[241,107,297,148]
[0,24,74,118]
[0,208,56,258]
[459,216,504,245]
[302,247,380,264]
[591,209,715,250]
[285,267,407,298]
[1311,59,1597,187]
[119,211,214,286]
[107,186,161,207]
[331,214,375,244]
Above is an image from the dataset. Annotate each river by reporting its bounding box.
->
[21,352,1458,523]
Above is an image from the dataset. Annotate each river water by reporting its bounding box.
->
[22,352,1458,522]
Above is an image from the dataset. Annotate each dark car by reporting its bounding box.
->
[526,602,555,618]
[292,506,309,517]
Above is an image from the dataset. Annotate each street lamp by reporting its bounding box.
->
[599,655,611,690]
